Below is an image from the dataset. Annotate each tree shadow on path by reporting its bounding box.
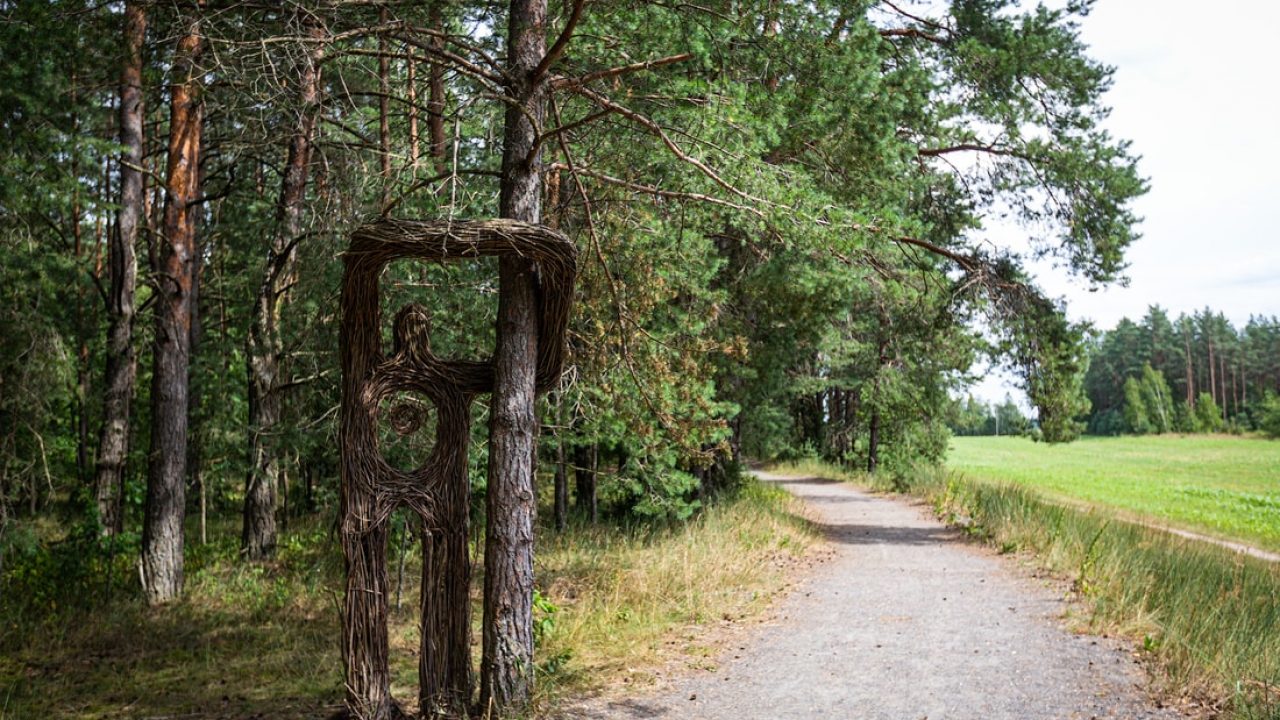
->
[764,476,956,548]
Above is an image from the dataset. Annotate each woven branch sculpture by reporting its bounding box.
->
[339,219,577,719]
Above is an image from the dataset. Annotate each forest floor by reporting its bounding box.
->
[558,471,1185,720]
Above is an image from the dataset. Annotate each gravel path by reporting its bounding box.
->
[562,472,1182,720]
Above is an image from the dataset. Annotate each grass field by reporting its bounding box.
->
[948,435,1280,552]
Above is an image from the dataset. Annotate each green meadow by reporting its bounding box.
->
[948,435,1280,552]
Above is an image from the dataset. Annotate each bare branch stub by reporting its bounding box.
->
[337,218,577,718]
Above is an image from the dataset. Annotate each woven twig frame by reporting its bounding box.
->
[338,218,578,717]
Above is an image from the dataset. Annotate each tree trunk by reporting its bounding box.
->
[427,1,447,170]
[189,236,206,546]
[867,327,887,475]
[1183,328,1194,408]
[1219,350,1228,422]
[70,66,93,492]
[573,443,596,523]
[481,0,546,711]
[142,7,203,605]
[1231,362,1238,419]
[547,175,568,533]
[1239,355,1246,410]
[407,50,419,170]
[93,1,144,536]
[1208,340,1217,410]
[188,131,207,542]
[867,405,880,474]
[378,6,392,206]
[243,15,323,561]
[554,436,568,532]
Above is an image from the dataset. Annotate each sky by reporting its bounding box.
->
[971,0,1280,406]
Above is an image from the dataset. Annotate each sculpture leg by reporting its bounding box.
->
[420,421,473,715]
[342,491,400,719]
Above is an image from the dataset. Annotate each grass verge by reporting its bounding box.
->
[772,459,1280,720]
[532,480,815,711]
[0,478,813,719]
[948,435,1280,552]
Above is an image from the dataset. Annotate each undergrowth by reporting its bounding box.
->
[0,478,813,719]
[774,459,1280,720]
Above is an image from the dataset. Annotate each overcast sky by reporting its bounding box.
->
[972,0,1280,406]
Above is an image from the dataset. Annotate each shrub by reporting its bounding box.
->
[1259,392,1280,439]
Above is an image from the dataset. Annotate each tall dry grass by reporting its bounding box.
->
[531,480,815,706]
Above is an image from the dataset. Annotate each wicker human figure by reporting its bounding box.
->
[338,219,575,719]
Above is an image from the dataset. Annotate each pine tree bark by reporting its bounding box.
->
[481,0,547,711]
[427,1,447,170]
[93,0,144,536]
[553,432,568,531]
[1219,350,1228,422]
[407,51,419,169]
[573,443,595,523]
[867,325,888,474]
[1183,327,1194,407]
[243,14,324,560]
[867,405,881,473]
[189,131,208,543]
[378,6,392,206]
[142,6,203,605]
[1208,340,1217,410]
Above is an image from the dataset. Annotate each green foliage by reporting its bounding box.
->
[1259,393,1280,439]
[1121,365,1173,435]
[1085,307,1279,435]
[1193,393,1224,433]
[0,520,139,640]
[1122,377,1150,434]
[1021,316,1091,443]
[1137,364,1175,434]
[0,0,1150,533]
[532,588,561,646]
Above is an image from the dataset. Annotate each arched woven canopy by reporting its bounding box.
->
[344,218,577,393]
[339,217,578,528]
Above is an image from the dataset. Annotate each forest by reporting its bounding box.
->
[1,0,1149,717]
[948,308,1280,439]
[1081,307,1280,436]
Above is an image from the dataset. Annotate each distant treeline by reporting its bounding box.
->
[947,395,1031,438]
[1083,307,1280,436]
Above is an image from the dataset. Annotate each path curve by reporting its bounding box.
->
[562,472,1182,720]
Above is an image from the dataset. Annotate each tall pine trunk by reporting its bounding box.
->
[427,0,447,170]
[243,15,324,560]
[481,0,546,710]
[867,321,888,474]
[1183,327,1194,408]
[94,1,145,536]
[143,7,203,604]
[573,442,596,523]
[1208,341,1217,410]
[378,6,391,206]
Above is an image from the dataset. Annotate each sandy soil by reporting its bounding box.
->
[559,472,1184,720]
